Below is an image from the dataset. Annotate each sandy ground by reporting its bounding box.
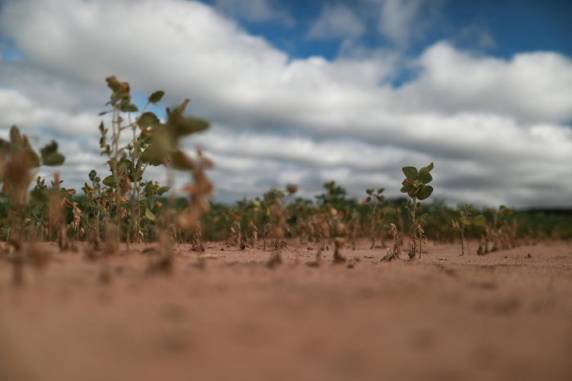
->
[1,240,572,381]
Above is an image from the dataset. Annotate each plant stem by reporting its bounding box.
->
[460,228,465,256]
[411,197,418,258]
[130,117,141,243]
[111,109,121,229]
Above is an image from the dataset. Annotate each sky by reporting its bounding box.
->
[0,0,572,207]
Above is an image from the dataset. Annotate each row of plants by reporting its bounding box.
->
[0,77,570,283]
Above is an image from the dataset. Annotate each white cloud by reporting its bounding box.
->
[0,0,572,207]
[401,42,572,123]
[214,0,292,25]
[308,3,365,41]
[0,88,97,135]
[377,0,425,47]
[0,61,105,112]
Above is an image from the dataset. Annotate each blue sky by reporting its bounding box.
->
[1,0,572,207]
[201,0,572,59]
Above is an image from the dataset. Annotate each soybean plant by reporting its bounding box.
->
[400,162,434,259]
[451,204,486,256]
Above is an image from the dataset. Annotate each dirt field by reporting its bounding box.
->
[1,241,571,381]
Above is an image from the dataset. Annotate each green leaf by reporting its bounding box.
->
[172,116,210,137]
[419,162,434,174]
[102,175,116,187]
[402,166,418,180]
[416,185,433,200]
[120,103,138,113]
[137,112,160,130]
[130,167,144,182]
[400,180,414,194]
[418,171,432,184]
[166,99,210,138]
[157,186,170,195]
[42,152,65,166]
[170,150,194,170]
[140,125,175,166]
[40,141,65,166]
[148,91,165,104]
[145,208,156,222]
[140,145,164,166]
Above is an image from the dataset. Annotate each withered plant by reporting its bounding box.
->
[177,148,214,253]
[0,126,65,285]
[381,223,402,261]
[329,208,347,264]
[364,187,386,249]
[451,204,486,256]
[137,96,212,270]
[346,209,360,250]
[262,189,287,268]
[477,206,519,255]
[47,173,74,251]
[306,212,330,267]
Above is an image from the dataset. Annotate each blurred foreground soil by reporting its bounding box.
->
[1,240,571,381]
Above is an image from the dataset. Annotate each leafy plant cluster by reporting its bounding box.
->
[0,76,214,284]
[0,76,571,285]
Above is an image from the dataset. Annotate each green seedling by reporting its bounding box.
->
[400,162,434,259]
[451,204,486,256]
[364,187,385,249]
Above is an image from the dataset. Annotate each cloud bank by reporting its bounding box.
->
[0,0,571,207]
